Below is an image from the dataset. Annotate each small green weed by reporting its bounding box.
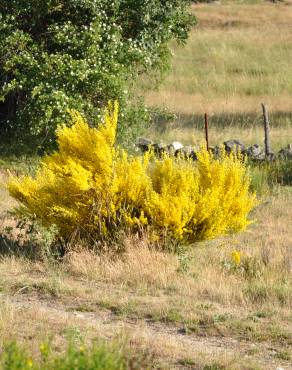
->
[222,251,263,279]
[274,349,291,361]
[203,363,225,370]
[0,339,152,370]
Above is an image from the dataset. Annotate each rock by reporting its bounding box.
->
[175,146,197,160]
[245,144,262,158]
[209,145,221,157]
[252,152,266,162]
[153,143,166,156]
[247,149,274,162]
[278,144,292,160]
[224,140,246,154]
[172,141,184,151]
[136,137,153,152]
[166,141,184,154]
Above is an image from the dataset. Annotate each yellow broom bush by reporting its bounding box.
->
[8,102,256,248]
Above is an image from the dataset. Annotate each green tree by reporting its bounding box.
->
[0,0,194,149]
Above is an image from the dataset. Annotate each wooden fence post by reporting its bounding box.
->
[261,103,271,157]
[204,113,209,151]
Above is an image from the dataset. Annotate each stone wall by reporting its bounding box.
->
[136,138,292,162]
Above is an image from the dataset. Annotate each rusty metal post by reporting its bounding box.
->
[261,103,271,157]
[204,113,209,151]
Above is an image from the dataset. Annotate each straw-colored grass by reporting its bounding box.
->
[0,1,292,368]
[144,1,292,114]
[0,188,291,369]
[142,0,292,149]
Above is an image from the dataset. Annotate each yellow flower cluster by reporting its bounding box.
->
[231,250,242,266]
[8,102,256,245]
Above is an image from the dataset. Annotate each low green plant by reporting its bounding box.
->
[249,165,270,194]
[0,340,150,370]
[274,349,291,361]
[222,250,263,279]
[250,160,292,194]
[267,160,292,186]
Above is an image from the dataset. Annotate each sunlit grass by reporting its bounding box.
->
[142,1,292,126]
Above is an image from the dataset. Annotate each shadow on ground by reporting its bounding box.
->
[0,232,40,259]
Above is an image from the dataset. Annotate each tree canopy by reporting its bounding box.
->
[0,0,194,147]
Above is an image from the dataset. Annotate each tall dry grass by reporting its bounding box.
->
[141,1,292,148]
[143,1,292,114]
[0,182,291,369]
[65,238,180,290]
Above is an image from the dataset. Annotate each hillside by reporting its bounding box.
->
[143,0,292,149]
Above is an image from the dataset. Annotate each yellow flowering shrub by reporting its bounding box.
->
[231,250,242,266]
[8,102,256,247]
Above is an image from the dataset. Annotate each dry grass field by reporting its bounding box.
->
[0,175,291,369]
[142,0,292,150]
[0,1,291,369]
